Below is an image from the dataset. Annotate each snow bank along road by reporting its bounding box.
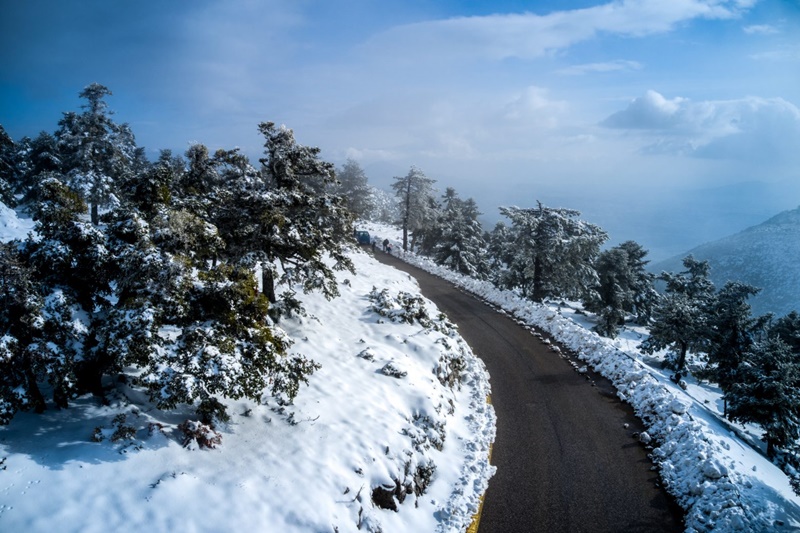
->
[374,252,683,532]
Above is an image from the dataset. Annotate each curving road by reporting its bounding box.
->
[373,251,683,533]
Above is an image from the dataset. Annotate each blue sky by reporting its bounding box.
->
[1,0,799,259]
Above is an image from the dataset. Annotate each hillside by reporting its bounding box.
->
[650,206,800,318]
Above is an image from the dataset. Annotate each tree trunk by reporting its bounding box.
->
[262,268,277,304]
[91,203,99,225]
[24,365,46,414]
[677,342,687,372]
[532,253,545,302]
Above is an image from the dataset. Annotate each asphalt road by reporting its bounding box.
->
[373,251,683,533]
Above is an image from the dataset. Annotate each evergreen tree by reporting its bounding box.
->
[728,337,800,458]
[0,125,17,205]
[703,281,766,416]
[174,143,220,216]
[586,241,658,338]
[486,221,512,282]
[21,177,111,397]
[366,186,400,224]
[336,158,374,219]
[640,256,715,380]
[414,195,443,256]
[433,188,489,279]
[772,311,800,353]
[56,83,136,224]
[214,122,354,308]
[0,241,47,420]
[137,262,299,423]
[391,166,437,252]
[14,131,61,206]
[497,202,607,302]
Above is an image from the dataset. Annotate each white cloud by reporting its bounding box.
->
[600,90,687,129]
[557,60,643,75]
[743,24,779,35]
[601,91,800,162]
[364,0,755,62]
[502,86,568,125]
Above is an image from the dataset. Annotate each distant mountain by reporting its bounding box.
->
[649,206,800,318]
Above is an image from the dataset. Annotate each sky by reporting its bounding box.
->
[1,0,799,260]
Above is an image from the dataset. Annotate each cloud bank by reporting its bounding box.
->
[601,90,800,162]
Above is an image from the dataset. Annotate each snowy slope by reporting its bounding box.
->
[0,206,495,533]
[361,222,800,532]
[651,206,800,318]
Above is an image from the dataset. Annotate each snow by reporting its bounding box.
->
[361,221,800,532]
[4,197,800,532]
[0,207,495,533]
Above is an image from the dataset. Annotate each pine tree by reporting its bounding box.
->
[703,281,766,416]
[586,241,657,338]
[0,241,47,420]
[20,177,112,397]
[336,158,374,219]
[433,188,489,279]
[56,83,136,224]
[728,337,800,458]
[14,131,62,206]
[640,256,715,380]
[174,143,220,217]
[137,262,297,423]
[0,125,17,205]
[213,122,354,309]
[366,186,400,224]
[497,202,607,302]
[772,311,800,353]
[391,166,437,252]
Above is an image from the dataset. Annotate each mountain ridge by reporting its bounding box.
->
[649,205,800,318]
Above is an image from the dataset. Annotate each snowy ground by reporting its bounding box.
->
[362,221,800,532]
[0,206,495,533]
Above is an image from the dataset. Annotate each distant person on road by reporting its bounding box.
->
[371,239,376,253]
[383,238,389,252]
[387,243,393,255]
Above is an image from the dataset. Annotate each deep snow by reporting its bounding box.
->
[0,206,495,532]
[4,196,800,532]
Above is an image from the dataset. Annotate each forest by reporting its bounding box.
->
[1,84,799,492]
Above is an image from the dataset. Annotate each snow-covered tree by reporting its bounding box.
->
[495,202,607,302]
[21,176,112,396]
[336,158,374,219]
[13,131,61,206]
[432,188,489,279]
[728,337,800,458]
[56,83,137,224]
[640,256,715,380]
[771,311,800,353]
[98,196,313,422]
[0,125,17,205]
[392,166,437,252]
[0,241,46,420]
[137,262,299,423]
[366,186,400,224]
[215,122,354,307]
[702,281,767,416]
[586,241,658,338]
